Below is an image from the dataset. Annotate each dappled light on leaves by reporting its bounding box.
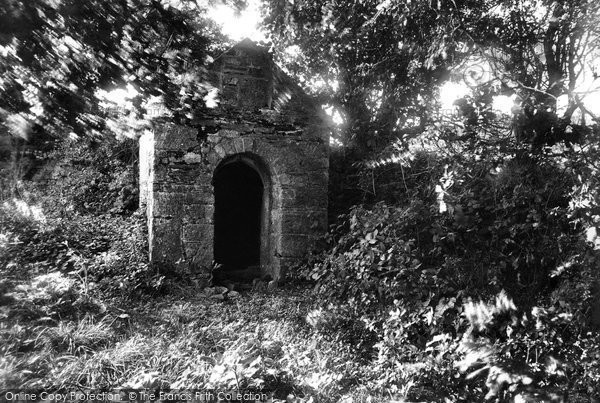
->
[0,0,231,139]
[463,290,516,333]
[263,0,600,154]
[3,198,46,223]
[438,82,470,111]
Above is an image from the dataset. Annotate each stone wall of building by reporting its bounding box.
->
[142,39,329,282]
[146,122,328,281]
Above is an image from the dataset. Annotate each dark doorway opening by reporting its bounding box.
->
[214,160,263,271]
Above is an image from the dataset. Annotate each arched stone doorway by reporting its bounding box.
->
[213,154,271,273]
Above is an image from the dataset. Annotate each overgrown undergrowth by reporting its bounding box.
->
[304,144,600,401]
[3,135,600,401]
[0,276,366,401]
[0,183,368,402]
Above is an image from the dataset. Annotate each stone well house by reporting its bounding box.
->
[139,39,329,282]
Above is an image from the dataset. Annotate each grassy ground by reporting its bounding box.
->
[0,197,376,402]
[0,270,373,402]
[2,199,598,401]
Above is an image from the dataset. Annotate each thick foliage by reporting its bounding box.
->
[0,199,156,301]
[0,137,164,300]
[38,137,139,215]
[306,202,430,315]
[302,141,600,398]
[263,0,600,152]
[0,0,241,140]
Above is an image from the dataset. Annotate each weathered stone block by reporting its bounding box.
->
[281,186,327,209]
[154,124,198,151]
[307,171,329,185]
[184,241,213,266]
[164,166,206,183]
[279,234,311,258]
[206,150,221,166]
[182,223,213,242]
[214,144,226,158]
[183,152,203,164]
[151,218,183,262]
[154,183,211,194]
[232,137,248,153]
[218,129,240,138]
[185,191,213,205]
[282,210,327,234]
[153,192,186,217]
[184,204,214,222]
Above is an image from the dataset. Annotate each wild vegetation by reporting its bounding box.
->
[262,0,600,397]
[2,0,600,401]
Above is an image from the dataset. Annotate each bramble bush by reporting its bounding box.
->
[34,137,139,216]
[301,117,600,398]
[0,136,163,301]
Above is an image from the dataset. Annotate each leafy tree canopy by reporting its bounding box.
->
[261,0,600,151]
[0,0,245,141]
